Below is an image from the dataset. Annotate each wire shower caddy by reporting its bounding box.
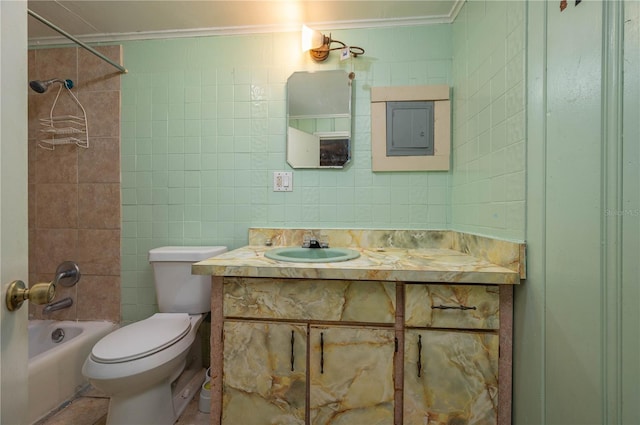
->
[38,83,89,150]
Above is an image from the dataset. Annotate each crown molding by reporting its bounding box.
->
[449,0,466,22]
[28,0,465,47]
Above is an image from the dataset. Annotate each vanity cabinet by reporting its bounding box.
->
[198,229,522,425]
[220,278,397,425]
[403,284,500,425]
[217,280,508,425]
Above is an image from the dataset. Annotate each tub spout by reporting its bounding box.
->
[43,297,73,314]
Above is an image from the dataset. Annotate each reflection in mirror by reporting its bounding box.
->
[287,70,352,168]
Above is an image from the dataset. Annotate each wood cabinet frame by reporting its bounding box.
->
[209,277,513,425]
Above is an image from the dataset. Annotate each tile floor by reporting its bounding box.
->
[34,385,210,425]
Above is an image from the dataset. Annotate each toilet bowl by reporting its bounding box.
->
[82,246,227,425]
[82,313,202,424]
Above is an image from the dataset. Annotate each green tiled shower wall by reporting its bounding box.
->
[119,25,455,322]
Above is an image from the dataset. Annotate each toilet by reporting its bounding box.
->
[82,246,227,425]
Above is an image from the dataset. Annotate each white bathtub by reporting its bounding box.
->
[28,320,117,424]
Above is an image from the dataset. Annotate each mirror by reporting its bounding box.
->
[287,70,352,168]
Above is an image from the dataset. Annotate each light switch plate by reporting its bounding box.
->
[273,171,293,191]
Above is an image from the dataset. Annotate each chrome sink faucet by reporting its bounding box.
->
[302,232,329,248]
[308,239,322,248]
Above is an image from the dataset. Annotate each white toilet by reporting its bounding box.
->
[82,246,227,425]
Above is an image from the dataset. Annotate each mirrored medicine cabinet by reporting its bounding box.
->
[286,70,352,168]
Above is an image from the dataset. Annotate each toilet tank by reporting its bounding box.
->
[148,246,227,313]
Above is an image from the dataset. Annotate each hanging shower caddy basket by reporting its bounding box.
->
[38,82,89,150]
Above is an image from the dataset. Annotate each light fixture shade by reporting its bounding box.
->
[301,25,325,52]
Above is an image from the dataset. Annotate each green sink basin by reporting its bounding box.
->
[264,247,360,263]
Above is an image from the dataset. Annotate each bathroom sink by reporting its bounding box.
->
[264,247,360,263]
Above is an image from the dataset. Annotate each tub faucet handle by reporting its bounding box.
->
[54,261,80,287]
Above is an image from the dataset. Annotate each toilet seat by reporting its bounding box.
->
[91,313,191,364]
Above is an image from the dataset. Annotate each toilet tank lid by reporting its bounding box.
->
[149,246,228,262]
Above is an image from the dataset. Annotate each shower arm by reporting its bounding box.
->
[27,9,127,75]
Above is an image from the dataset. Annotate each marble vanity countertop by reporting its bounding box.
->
[192,245,521,284]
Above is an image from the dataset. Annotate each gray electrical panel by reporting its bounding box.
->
[386,101,434,156]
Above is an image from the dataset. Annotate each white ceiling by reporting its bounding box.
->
[27,0,463,45]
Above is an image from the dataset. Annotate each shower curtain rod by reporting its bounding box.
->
[27,9,127,74]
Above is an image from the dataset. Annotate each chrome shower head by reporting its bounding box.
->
[29,78,73,93]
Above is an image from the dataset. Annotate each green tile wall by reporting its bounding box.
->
[120,25,453,322]
[450,1,526,240]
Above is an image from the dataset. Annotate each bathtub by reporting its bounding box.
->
[27,320,117,424]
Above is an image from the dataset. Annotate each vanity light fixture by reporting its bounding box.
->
[301,25,365,62]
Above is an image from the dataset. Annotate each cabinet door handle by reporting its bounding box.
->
[290,330,295,372]
[432,304,477,311]
[320,332,324,374]
[417,334,422,378]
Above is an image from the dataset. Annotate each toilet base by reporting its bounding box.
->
[106,378,176,425]
[104,365,206,425]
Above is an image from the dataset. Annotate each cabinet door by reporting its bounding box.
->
[309,326,395,425]
[404,329,499,425]
[405,284,500,329]
[222,321,307,425]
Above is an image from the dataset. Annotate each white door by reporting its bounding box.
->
[0,1,29,424]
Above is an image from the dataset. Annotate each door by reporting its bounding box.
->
[0,1,29,424]
[309,326,395,425]
[222,321,307,425]
[404,329,499,425]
